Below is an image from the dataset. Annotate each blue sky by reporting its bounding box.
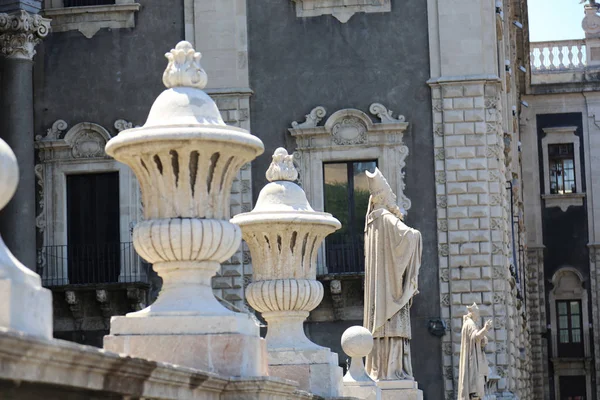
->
[528,0,586,41]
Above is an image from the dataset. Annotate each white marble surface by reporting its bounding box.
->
[103,41,266,376]
[0,138,52,339]
[231,148,343,396]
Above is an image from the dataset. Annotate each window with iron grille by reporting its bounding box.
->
[556,299,584,357]
[323,160,376,274]
[63,0,115,7]
[549,143,576,194]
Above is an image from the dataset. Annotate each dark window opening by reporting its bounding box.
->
[323,160,377,274]
[549,143,576,194]
[556,299,584,358]
[63,0,115,7]
[67,172,120,284]
[559,375,586,400]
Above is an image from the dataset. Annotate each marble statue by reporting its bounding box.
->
[363,167,422,381]
[458,303,493,400]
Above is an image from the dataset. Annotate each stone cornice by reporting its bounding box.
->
[427,74,502,86]
[0,10,50,60]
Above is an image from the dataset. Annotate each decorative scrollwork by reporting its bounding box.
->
[369,103,406,123]
[291,106,326,129]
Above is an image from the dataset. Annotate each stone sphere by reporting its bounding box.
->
[341,326,373,358]
[0,138,19,211]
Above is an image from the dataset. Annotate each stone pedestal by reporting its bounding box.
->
[0,138,52,339]
[377,380,423,400]
[231,148,343,396]
[268,348,343,397]
[340,326,379,400]
[102,41,266,376]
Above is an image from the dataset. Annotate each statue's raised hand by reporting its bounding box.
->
[484,319,493,331]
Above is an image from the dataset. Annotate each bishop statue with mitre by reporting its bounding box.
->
[363,167,422,381]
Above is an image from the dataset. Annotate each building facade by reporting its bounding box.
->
[5,0,598,399]
[521,5,600,399]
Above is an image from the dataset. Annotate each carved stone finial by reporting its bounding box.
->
[341,326,375,383]
[0,10,51,60]
[583,4,600,37]
[265,147,299,182]
[291,106,326,128]
[162,41,208,89]
[0,138,18,211]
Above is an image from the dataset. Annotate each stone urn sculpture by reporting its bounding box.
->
[103,41,266,377]
[231,148,343,396]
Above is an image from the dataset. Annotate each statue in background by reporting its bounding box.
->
[363,168,422,381]
[458,303,493,400]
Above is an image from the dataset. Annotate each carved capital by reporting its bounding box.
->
[0,10,50,60]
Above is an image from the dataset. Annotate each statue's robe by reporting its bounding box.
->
[364,207,421,380]
[458,315,488,399]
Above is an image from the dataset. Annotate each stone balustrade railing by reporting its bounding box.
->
[530,40,587,72]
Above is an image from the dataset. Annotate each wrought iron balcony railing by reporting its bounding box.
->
[322,235,365,275]
[63,0,116,7]
[37,242,150,287]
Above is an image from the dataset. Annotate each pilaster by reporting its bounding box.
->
[430,77,521,399]
[589,243,600,398]
[184,1,254,307]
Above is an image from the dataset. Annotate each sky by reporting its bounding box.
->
[528,0,587,41]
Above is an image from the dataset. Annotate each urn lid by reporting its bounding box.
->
[144,41,224,127]
[232,148,341,231]
[253,148,314,213]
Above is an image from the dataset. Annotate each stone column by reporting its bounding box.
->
[231,148,344,397]
[103,41,267,377]
[0,6,50,269]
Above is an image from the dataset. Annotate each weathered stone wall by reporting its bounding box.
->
[246,1,440,396]
[431,79,528,399]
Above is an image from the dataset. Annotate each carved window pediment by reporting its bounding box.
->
[289,103,411,275]
[289,103,408,150]
[35,120,114,161]
[291,0,391,23]
[43,0,140,39]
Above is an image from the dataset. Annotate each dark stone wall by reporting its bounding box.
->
[33,0,185,134]
[247,2,441,398]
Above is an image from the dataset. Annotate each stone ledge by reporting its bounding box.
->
[43,3,140,38]
[541,192,585,212]
[0,328,315,399]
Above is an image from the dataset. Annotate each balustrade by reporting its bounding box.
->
[530,40,586,72]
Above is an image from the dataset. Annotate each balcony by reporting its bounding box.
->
[37,242,150,287]
[322,235,364,276]
[529,40,591,86]
[528,39,600,91]
[530,40,587,72]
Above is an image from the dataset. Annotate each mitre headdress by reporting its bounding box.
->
[365,167,404,224]
[466,303,479,313]
[366,167,392,199]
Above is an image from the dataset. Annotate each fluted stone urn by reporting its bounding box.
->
[231,148,343,396]
[232,148,340,350]
[103,41,267,377]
